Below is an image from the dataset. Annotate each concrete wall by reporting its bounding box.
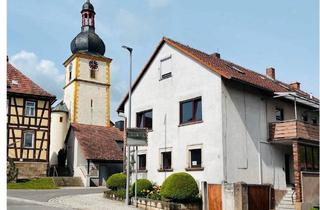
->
[66,130,88,186]
[124,43,224,185]
[50,111,69,165]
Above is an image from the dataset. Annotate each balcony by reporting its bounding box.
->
[269,120,319,144]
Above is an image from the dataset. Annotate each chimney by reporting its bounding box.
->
[266,67,275,80]
[290,82,300,91]
[210,52,220,59]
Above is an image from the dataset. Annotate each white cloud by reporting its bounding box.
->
[10,51,64,99]
[146,0,170,8]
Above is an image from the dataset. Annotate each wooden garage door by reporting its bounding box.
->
[248,185,270,210]
[208,184,222,210]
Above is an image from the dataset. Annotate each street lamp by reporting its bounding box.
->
[122,45,133,206]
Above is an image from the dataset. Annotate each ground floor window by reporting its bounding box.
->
[299,145,319,171]
[161,151,172,170]
[138,154,146,171]
[189,148,202,168]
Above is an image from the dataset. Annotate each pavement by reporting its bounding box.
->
[7,187,137,210]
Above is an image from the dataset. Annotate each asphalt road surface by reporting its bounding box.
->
[7,187,106,210]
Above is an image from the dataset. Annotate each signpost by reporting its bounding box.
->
[126,128,148,207]
[126,128,148,146]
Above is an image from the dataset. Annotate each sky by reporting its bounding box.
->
[8,0,319,121]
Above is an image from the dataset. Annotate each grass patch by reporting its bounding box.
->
[7,178,58,189]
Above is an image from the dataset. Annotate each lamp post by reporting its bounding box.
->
[122,45,133,206]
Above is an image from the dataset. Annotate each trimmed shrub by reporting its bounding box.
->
[130,179,153,197]
[106,173,126,190]
[160,172,199,201]
[114,189,126,200]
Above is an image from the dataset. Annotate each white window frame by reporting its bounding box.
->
[187,144,203,168]
[23,131,34,148]
[25,101,36,116]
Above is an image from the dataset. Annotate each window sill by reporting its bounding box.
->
[137,169,148,173]
[158,168,173,172]
[179,120,203,127]
[185,167,204,171]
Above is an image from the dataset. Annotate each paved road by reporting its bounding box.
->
[7,187,137,210]
[8,187,105,202]
[7,187,106,210]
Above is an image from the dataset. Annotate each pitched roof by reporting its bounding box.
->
[72,123,123,161]
[117,37,318,112]
[52,101,69,113]
[7,63,56,99]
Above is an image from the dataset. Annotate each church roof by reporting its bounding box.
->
[71,123,123,161]
[7,62,56,100]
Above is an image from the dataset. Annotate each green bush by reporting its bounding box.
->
[160,172,199,201]
[114,189,126,200]
[106,173,126,190]
[131,179,153,197]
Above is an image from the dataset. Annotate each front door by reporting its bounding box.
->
[285,154,293,185]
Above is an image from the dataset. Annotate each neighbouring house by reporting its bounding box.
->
[117,37,319,209]
[7,61,56,178]
[49,0,123,186]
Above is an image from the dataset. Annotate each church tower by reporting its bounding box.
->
[63,0,111,127]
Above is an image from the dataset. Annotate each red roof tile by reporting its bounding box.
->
[117,37,318,112]
[7,63,55,98]
[72,123,124,161]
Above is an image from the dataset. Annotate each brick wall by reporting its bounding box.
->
[15,162,48,179]
[293,142,302,202]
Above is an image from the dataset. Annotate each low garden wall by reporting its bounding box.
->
[131,197,201,210]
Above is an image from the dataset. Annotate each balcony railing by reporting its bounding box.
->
[269,120,319,143]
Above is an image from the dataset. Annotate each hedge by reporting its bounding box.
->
[160,172,199,201]
[106,173,126,190]
[130,179,153,197]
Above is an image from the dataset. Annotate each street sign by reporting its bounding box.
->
[126,128,148,146]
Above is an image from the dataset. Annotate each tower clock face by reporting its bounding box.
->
[89,60,98,70]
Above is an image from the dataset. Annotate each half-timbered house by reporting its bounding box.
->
[7,62,56,178]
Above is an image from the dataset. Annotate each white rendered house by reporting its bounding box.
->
[117,37,319,206]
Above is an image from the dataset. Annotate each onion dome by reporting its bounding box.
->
[70,0,105,56]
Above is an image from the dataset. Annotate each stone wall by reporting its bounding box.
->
[15,162,48,179]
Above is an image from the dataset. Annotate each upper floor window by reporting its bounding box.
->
[90,69,96,79]
[138,154,146,171]
[180,97,202,124]
[312,117,318,125]
[160,55,172,80]
[68,63,72,81]
[275,108,284,121]
[136,110,153,130]
[25,101,36,116]
[23,131,34,148]
[89,60,98,79]
[302,114,308,122]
